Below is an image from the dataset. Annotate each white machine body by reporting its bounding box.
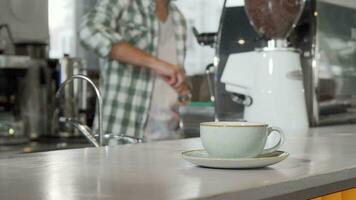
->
[221,50,309,132]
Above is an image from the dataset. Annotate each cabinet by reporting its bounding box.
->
[312,188,356,200]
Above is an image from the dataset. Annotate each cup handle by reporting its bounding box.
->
[262,126,285,155]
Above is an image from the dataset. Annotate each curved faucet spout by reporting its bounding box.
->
[59,117,100,147]
[56,74,103,147]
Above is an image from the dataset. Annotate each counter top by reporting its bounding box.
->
[1,125,356,200]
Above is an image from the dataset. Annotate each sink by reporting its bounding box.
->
[0,137,92,157]
[0,55,32,69]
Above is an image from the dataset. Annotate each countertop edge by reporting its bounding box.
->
[196,166,356,200]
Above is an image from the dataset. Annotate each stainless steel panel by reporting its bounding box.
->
[314,1,356,125]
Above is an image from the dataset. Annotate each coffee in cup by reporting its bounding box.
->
[200,121,284,158]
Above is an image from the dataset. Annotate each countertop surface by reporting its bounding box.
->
[1,125,356,200]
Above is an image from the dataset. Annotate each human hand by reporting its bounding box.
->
[151,59,188,95]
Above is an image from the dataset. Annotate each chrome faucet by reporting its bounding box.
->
[56,74,104,147]
[59,117,100,147]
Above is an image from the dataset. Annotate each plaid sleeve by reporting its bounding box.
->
[79,0,127,58]
[171,4,187,67]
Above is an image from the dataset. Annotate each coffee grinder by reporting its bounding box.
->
[221,0,309,132]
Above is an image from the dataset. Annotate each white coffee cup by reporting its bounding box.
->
[200,121,285,158]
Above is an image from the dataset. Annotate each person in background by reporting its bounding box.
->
[79,0,189,141]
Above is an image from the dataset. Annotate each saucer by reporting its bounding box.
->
[182,149,289,169]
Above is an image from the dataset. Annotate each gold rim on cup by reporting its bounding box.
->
[200,121,268,128]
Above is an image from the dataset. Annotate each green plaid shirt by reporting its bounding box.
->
[79,0,187,138]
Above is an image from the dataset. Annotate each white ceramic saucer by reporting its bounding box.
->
[182,149,289,169]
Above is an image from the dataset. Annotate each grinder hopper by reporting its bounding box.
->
[244,0,305,47]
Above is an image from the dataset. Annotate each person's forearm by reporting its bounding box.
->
[109,41,189,96]
[109,42,159,70]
